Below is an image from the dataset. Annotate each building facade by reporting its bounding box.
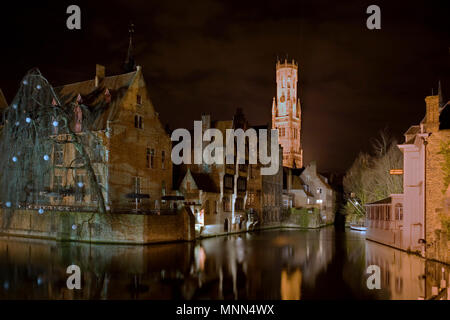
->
[272,59,303,168]
[284,162,336,225]
[51,65,172,213]
[365,88,450,264]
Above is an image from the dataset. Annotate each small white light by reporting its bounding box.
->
[36,85,41,90]
[12,104,17,109]
[77,182,84,188]
[72,224,77,230]
[52,121,59,127]
[25,117,31,123]
[43,154,50,161]
[15,121,19,126]
[38,208,44,214]
[5,201,11,208]
[23,80,28,85]
[12,156,18,162]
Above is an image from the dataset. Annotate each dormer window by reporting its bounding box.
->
[105,89,111,103]
[137,95,142,105]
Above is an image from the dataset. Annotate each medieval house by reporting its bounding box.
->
[53,64,173,213]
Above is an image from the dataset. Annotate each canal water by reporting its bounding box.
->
[0,227,448,300]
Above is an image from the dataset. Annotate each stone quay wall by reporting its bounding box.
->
[0,208,195,244]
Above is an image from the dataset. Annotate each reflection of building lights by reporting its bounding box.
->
[236,237,245,263]
[197,209,204,226]
[194,246,206,271]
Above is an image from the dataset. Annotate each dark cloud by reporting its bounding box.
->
[1,0,449,173]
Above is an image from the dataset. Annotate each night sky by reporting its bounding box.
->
[1,0,449,173]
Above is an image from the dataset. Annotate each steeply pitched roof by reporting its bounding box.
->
[55,71,137,131]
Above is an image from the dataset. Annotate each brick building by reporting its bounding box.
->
[175,109,284,234]
[52,64,172,212]
[283,162,337,225]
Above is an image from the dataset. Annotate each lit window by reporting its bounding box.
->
[316,199,323,204]
[133,176,141,203]
[134,115,143,129]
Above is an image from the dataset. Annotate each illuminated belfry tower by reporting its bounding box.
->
[272,58,303,168]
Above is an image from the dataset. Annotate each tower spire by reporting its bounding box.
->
[124,22,136,73]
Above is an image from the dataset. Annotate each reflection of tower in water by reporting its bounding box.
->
[280,267,302,300]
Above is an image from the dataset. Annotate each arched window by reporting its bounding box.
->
[395,203,403,221]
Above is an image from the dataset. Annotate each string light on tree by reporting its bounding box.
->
[38,208,44,215]
[0,69,107,216]
[5,202,11,208]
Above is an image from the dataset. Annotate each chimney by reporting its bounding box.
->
[95,64,105,87]
[425,94,440,132]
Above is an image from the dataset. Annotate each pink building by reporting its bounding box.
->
[365,86,450,261]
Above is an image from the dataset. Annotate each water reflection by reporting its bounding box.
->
[0,227,448,299]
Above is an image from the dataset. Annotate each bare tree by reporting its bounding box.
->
[343,130,403,221]
[0,69,106,222]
